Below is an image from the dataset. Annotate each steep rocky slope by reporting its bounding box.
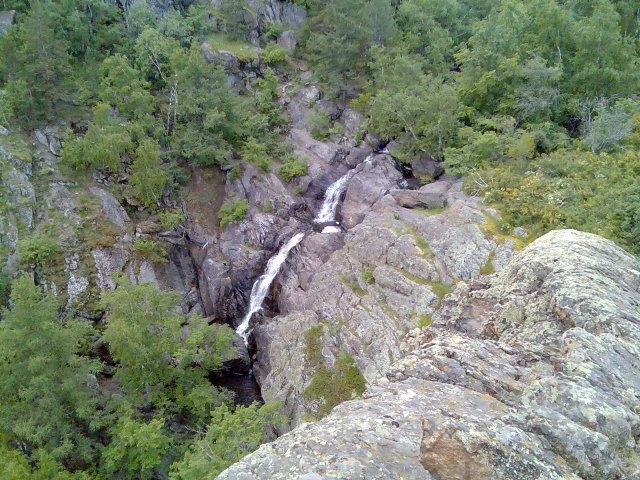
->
[219,229,640,479]
[253,176,521,423]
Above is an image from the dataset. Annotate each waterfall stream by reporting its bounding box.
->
[314,172,352,226]
[236,166,361,341]
[236,232,306,340]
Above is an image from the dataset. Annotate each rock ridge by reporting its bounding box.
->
[219,229,640,480]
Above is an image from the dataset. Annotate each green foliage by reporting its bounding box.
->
[169,47,248,167]
[416,314,432,328]
[101,414,172,480]
[308,109,341,140]
[262,42,287,64]
[159,208,186,230]
[219,199,249,228]
[130,139,169,207]
[304,0,397,96]
[16,233,59,268]
[303,350,366,418]
[241,137,271,171]
[303,325,325,368]
[361,267,375,285]
[169,402,287,479]
[218,0,251,41]
[101,280,234,418]
[477,149,640,254]
[367,61,459,159]
[133,238,168,264]
[0,277,101,466]
[62,104,133,173]
[279,155,308,182]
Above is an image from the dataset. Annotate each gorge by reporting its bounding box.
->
[0,0,639,479]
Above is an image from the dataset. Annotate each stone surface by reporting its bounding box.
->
[340,154,403,228]
[254,180,521,424]
[219,230,640,480]
[277,30,297,51]
[0,10,14,37]
[89,187,130,228]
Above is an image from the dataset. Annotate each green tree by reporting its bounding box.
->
[367,58,459,159]
[305,0,396,97]
[101,414,172,480]
[130,139,169,207]
[62,103,133,172]
[170,47,248,166]
[102,280,234,418]
[169,402,287,480]
[0,276,101,466]
[0,1,72,126]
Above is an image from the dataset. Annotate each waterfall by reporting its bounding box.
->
[236,232,306,340]
[314,172,353,224]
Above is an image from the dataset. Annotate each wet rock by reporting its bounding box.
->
[344,145,373,168]
[256,180,518,424]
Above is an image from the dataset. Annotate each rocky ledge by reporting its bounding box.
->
[219,230,640,479]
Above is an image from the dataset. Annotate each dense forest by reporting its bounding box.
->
[0,0,639,478]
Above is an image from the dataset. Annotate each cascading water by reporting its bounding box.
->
[236,162,363,341]
[314,173,351,224]
[236,232,306,340]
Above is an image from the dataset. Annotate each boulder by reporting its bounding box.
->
[218,230,640,480]
[389,180,450,209]
[340,154,403,228]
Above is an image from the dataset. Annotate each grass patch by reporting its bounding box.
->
[415,206,447,216]
[480,213,528,250]
[339,274,367,297]
[303,349,366,419]
[361,267,375,285]
[480,251,496,275]
[428,279,453,299]
[204,33,261,62]
[416,313,432,328]
[133,238,168,264]
[303,325,325,369]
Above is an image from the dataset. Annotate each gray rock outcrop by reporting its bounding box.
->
[254,179,520,423]
[0,10,14,36]
[219,229,640,480]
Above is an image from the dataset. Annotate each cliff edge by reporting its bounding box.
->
[219,229,640,480]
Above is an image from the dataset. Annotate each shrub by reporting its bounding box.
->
[361,267,374,284]
[158,208,186,230]
[279,155,307,182]
[308,109,336,140]
[262,42,287,64]
[303,350,366,419]
[219,199,249,228]
[133,238,167,264]
[241,138,271,172]
[17,234,59,267]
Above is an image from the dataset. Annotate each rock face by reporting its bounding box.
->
[218,230,640,480]
[253,179,520,423]
[0,10,15,36]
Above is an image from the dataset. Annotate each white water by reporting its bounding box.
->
[236,232,306,340]
[314,173,353,224]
